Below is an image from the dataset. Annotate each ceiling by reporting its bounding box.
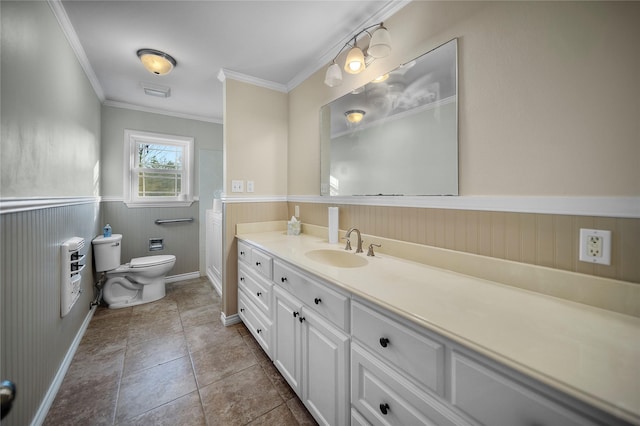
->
[57,0,407,123]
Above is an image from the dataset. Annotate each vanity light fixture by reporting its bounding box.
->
[345,109,366,124]
[324,22,391,87]
[137,49,177,75]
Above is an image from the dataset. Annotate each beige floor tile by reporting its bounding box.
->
[184,320,240,353]
[44,370,120,426]
[116,356,197,423]
[246,403,300,426]
[199,364,284,426]
[190,333,256,388]
[261,361,297,401]
[286,397,318,425]
[123,331,188,376]
[118,391,206,426]
[180,303,220,329]
[44,277,316,425]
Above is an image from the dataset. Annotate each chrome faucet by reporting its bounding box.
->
[345,227,363,253]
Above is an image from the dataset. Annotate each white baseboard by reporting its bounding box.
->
[31,305,97,426]
[221,312,241,326]
[166,271,201,283]
[206,271,222,297]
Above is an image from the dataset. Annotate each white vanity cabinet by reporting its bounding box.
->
[237,236,630,426]
[351,299,471,426]
[273,261,350,426]
[237,242,274,357]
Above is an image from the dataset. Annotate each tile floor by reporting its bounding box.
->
[45,277,317,425]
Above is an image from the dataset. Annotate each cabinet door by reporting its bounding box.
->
[301,307,350,426]
[273,286,303,396]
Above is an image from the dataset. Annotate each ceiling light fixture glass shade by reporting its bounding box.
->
[324,62,343,87]
[367,24,392,58]
[344,44,365,74]
[137,49,177,75]
[345,109,366,124]
[323,22,392,87]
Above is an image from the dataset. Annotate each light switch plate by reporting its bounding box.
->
[247,180,254,193]
[231,180,244,192]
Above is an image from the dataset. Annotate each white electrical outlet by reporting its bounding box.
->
[579,229,612,265]
[247,180,254,193]
[294,205,300,217]
[231,180,244,192]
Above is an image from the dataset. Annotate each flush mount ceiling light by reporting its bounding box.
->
[324,22,391,87]
[345,109,366,124]
[136,49,177,75]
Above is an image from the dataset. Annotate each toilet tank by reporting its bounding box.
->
[92,234,123,272]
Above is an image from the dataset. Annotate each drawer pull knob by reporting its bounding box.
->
[379,337,390,348]
[256,261,261,266]
[314,297,322,305]
[256,292,262,297]
[256,329,262,334]
[240,277,244,282]
[379,403,390,415]
[281,277,287,282]
[240,251,245,255]
[299,317,306,323]
[293,311,299,318]
[240,308,244,312]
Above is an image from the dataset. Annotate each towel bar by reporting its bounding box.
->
[155,218,194,225]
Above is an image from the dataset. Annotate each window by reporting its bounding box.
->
[124,130,194,207]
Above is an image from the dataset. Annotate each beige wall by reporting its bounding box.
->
[288,1,640,196]
[223,79,288,197]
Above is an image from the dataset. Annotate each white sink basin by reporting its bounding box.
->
[305,249,368,268]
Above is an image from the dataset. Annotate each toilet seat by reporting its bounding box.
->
[130,255,175,268]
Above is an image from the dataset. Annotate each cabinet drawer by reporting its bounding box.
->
[238,290,272,358]
[274,260,349,331]
[238,263,272,316]
[451,352,599,426]
[352,301,444,395]
[238,241,251,264]
[251,248,273,280]
[352,343,468,426]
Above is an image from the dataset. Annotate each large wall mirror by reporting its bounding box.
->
[320,38,458,196]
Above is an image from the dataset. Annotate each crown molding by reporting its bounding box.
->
[102,100,222,124]
[218,69,288,93]
[47,0,105,102]
[286,195,640,219]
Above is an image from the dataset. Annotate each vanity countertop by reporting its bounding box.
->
[236,228,640,424]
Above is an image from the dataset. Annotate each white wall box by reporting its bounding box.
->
[60,237,86,317]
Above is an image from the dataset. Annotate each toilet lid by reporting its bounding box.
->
[130,255,175,268]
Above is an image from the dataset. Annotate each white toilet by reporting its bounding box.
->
[91,234,176,309]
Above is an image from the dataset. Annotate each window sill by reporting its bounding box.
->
[124,200,195,208]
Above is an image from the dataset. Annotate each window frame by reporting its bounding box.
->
[123,129,194,208]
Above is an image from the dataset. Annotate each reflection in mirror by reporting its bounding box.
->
[320,39,458,196]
